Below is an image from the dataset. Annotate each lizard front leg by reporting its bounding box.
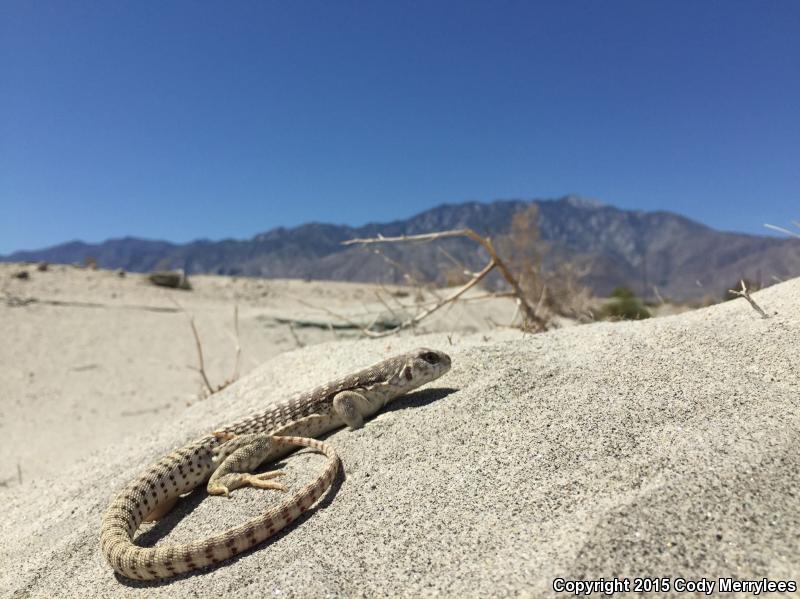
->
[332,390,370,429]
[207,432,288,497]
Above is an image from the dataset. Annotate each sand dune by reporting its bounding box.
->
[1,266,797,597]
[0,263,515,484]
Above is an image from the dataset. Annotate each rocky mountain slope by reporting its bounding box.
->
[5,196,799,300]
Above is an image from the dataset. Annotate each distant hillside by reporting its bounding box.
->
[4,196,799,300]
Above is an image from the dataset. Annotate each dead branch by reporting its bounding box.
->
[374,290,403,321]
[728,279,769,319]
[357,259,496,338]
[458,291,516,302]
[370,246,443,301]
[437,245,471,275]
[343,228,547,332]
[188,315,214,394]
[229,305,241,382]
[764,223,800,239]
[291,296,370,330]
[287,321,305,347]
[366,246,433,293]
[169,296,241,397]
[288,288,514,337]
[509,300,520,328]
[378,282,414,312]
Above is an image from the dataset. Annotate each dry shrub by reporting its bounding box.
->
[497,204,593,322]
[440,264,474,287]
[497,204,547,300]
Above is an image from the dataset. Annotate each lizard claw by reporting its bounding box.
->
[207,484,231,497]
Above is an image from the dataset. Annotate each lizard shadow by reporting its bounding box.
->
[118,385,456,588]
[381,386,457,415]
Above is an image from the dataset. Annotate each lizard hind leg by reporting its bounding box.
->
[208,433,288,497]
[143,496,180,522]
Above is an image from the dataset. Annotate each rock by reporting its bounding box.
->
[148,270,191,290]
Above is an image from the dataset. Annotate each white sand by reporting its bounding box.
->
[1,266,797,597]
[0,263,515,484]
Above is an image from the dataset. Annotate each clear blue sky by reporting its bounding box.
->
[2,1,799,253]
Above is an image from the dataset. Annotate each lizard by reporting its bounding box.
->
[100,347,451,581]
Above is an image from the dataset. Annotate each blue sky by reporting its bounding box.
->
[2,1,799,253]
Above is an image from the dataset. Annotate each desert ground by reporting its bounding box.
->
[0,262,519,485]
[1,263,797,597]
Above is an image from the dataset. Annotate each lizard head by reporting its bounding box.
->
[396,347,451,389]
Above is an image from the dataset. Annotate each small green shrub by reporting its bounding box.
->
[602,287,651,320]
[609,286,635,300]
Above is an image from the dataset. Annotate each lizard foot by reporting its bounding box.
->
[207,471,287,497]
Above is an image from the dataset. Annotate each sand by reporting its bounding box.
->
[0,263,516,484]
[1,265,797,597]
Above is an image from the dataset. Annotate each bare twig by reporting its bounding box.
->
[290,296,368,330]
[344,228,547,332]
[369,246,433,293]
[289,285,518,338]
[459,291,516,302]
[188,316,214,394]
[229,305,241,382]
[534,285,548,315]
[509,300,521,327]
[287,321,305,347]
[728,279,769,319]
[327,322,338,339]
[356,259,496,338]
[378,282,414,312]
[374,290,403,321]
[381,289,517,313]
[764,223,800,239]
[653,286,666,306]
[437,245,470,272]
[120,404,171,417]
[169,296,241,398]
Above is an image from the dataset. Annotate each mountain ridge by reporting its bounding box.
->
[4,196,799,300]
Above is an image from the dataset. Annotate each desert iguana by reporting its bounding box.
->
[100,347,451,580]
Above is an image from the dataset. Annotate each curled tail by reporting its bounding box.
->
[100,435,340,580]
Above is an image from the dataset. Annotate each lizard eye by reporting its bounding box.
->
[421,351,440,364]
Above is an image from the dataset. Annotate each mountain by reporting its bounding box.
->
[4,196,799,300]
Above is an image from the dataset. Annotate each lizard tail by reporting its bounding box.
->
[99,435,340,580]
